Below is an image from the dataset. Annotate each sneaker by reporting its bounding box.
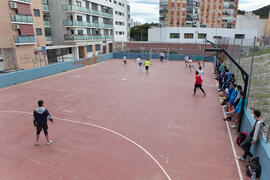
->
[47,140,52,145]
[35,142,39,146]
[225,112,230,115]
[237,156,246,161]
[230,124,236,128]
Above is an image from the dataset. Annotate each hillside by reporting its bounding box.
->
[253,4,270,19]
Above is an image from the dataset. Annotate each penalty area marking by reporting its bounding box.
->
[0,110,171,180]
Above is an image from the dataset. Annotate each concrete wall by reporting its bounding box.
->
[48,0,67,45]
[236,15,267,40]
[148,27,258,46]
[241,109,270,180]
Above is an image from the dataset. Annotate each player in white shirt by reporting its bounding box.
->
[198,65,204,81]
[188,57,193,72]
[123,56,127,65]
[184,56,189,68]
[136,57,143,69]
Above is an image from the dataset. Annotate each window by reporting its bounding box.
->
[77,16,82,21]
[87,45,92,52]
[76,1,82,7]
[86,15,90,22]
[36,28,42,35]
[33,9,40,17]
[213,36,222,39]
[95,44,100,51]
[184,33,193,39]
[198,33,207,39]
[78,30,84,35]
[170,33,180,39]
[86,1,90,9]
[235,34,245,39]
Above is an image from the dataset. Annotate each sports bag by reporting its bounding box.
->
[246,157,261,178]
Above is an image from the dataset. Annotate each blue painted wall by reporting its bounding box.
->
[241,109,270,180]
[0,61,83,88]
[0,53,114,88]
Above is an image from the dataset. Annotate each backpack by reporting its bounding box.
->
[246,157,261,178]
[236,132,248,146]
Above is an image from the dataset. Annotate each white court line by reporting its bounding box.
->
[62,110,74,113]
[214,76,243,180]
[0,110,172,180]
[221,105,243,180]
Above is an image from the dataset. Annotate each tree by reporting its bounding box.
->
[253,5,270,19]
[237,9,246,15]
[130,23,159,41]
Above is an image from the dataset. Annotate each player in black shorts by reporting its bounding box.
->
[33,100,53,146]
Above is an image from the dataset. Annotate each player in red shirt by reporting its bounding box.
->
[193,71,206,96]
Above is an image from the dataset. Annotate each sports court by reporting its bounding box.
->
[0,59,243,179]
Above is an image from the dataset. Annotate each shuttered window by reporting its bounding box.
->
[20,24,34,36]
[17,3,32,16]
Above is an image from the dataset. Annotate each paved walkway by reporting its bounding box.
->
[0,60,242,179]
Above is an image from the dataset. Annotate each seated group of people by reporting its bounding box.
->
[215,59,266,162]
[215,60,246,128]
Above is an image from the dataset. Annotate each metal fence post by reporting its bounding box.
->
[247,37,257,106]
[203,38,206,67]
[237,38,244,81]
[267,124,270,143]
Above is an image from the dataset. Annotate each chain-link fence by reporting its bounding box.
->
[124,42,217,62]
[214,37,270,140]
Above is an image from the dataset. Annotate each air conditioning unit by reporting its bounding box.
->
[9,2,17,9]
[12,24,20,30]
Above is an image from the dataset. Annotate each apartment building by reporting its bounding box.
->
[47,0,129,61]
[160,0,238,28]
[0,0,48,70]
[42,0,53,45]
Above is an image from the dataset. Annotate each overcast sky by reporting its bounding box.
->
[129,0,270,23]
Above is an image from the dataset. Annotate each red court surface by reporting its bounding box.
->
[0,59,246,180]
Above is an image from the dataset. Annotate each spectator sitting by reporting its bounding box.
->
[225,83,239,112]
[232,85,243,108]
[238,110,265,161]
[221,81,235,105]
[224,91,246,126]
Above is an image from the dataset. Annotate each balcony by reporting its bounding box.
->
[44,21,51,27]
[64,35,113,41]
[42,4,49,11]
[14,36,35,45]
[223,5,234,9]
[10,0,31,4]
[11,14,33,24]
[62,4,113,18]
[63,20,113,29]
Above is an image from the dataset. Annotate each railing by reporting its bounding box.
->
[62,4,113,18]
[44,21,51,26]
[63,20,113,28]
[42,4,49,11]
[64,35,113,41]
[46,36,52,41]
[11,14,33,23]
[223,5,234,9]
[14,36,35,44]
[10,0,31,4]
